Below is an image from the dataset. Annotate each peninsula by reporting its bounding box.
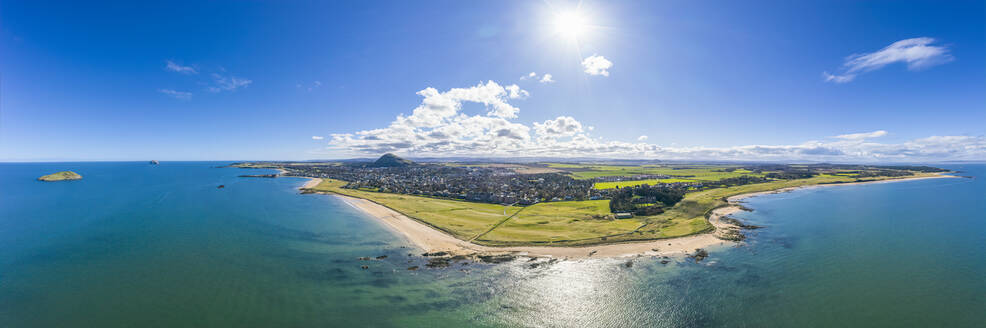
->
[235,155,953,257]
[37,171,83,182]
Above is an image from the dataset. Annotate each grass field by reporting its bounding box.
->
[545,163,769,189]
[305,179,711,246]
[475,200,645,245]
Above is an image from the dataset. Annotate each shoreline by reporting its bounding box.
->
[298,172,956,259]
[334,193,733,259]
[726,172,957,203]
[301,177,322,189]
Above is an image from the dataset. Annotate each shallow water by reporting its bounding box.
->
[1,162,983,327]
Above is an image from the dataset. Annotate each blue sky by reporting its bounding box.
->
[1,0,983,161]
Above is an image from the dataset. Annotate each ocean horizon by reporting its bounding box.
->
[1,162,983,327]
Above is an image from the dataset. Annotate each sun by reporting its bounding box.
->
[554,11,587,39]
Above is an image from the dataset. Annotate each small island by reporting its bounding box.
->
[37,171,83,182]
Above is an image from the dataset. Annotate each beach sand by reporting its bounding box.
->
[301,177,322,189]
[303,172,956,259]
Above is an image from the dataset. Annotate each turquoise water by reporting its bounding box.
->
[1,162,983,327]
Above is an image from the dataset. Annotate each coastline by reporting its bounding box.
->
[726,172,957,203]
[298,172,956,259]
[301,177,322,189]
[334,193,733,259]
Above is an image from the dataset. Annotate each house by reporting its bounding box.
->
[615,212,634,219]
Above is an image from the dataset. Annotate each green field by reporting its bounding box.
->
[544,163,768,189]
[305,179,710,246]
[475,200,645,245]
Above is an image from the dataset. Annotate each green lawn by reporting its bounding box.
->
[475,200,644,245]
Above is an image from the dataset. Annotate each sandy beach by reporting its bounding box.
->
[301,177,322,189]
[303,172,956,259]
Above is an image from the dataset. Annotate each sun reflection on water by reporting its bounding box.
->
[483,258,680,327]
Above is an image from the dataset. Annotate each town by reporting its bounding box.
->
[235,154,946,212]
[280,162,603,205]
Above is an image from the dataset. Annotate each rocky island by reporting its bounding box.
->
[37,171,83,182]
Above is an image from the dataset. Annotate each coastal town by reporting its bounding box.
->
[282,163,602,205]
[236,154,948,215]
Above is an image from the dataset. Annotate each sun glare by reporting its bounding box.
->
[554,11,587,39]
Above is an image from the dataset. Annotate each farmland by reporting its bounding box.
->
[540,163,769,189]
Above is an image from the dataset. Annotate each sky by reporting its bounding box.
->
[1,0,983,162]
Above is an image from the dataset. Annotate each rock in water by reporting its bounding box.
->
[149,160,159,165]
[37,171,83,182]
[689,249,710,263]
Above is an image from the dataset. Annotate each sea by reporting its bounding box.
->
[1,162,983,327]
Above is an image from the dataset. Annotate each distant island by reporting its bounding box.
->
[37,171,83,182]
[232,155,954,258]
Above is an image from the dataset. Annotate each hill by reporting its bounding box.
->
[371,153,415,167]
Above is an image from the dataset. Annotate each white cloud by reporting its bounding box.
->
[208,73,252,92]
[165,60,197,74]
[582,55,613,76]
[312,136,324,140]
[823,72,856,83]
[534,116,583,139]
[521,72,554,83]
[824,37,952,83]
[833,130,888,140]
[505,84,530,99]
[158,89,192,100]
[407,80,524,121]
[325,81,985,161]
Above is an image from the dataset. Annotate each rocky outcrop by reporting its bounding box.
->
[37,171,82,182]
